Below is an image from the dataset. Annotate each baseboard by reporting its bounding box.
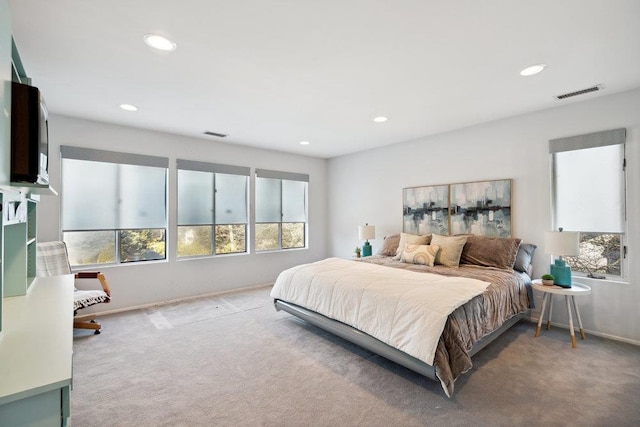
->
[525,316,640,347]
[87,282,274,317]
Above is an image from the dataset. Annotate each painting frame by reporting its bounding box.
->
[402,179,512,238]
[402,184,450,235]
[449,179,512,237]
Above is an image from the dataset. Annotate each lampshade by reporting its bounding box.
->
[544,230,580,256]
[544,229,579,288]
[358,224,375,241]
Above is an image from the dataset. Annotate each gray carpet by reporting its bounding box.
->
[71,285,640,426]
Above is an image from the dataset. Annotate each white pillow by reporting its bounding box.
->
[401,244,440,267]
[430,234,468,267]
[394,233,430,260]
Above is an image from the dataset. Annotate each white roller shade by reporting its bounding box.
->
[177,169,214,226]
[62,157,167,230]
[552,143,625,233]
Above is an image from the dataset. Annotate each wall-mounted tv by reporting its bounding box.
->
[11,81,49,186]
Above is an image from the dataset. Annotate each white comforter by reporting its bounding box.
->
[270,257,490,366]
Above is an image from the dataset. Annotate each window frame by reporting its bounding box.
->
[255,169,309,252]
[176,159,250,259]
[60,146,169,267]
[549,128,627,280]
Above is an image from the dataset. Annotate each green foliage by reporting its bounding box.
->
[215,224,246,254]
[282,223,304,249]
[66,229,166,265]
[119,229,165,262]
[176,225,247,257]
[177,226,212,257]
[256,223,279,251]
[64,231,115,265]
[256,222,305,251]
[541,274,554,280]
[96,245,116,264]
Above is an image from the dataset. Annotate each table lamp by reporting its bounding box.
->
[358,223,375,257]
[544,228,580,288]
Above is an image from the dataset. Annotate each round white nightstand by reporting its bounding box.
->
[532,279,592,348]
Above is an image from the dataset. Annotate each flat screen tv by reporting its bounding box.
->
[11,81,49,185]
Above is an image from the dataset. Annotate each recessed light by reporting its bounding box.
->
[373,116,388,123]
[143,34,177,51]
[520,64,546,76]
[299,141,310,145]
[120,104,138,111]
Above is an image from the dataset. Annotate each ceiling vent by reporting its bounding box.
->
[554,84,603,100]
[203,131,228,138]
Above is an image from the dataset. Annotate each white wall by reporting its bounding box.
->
[327,89,640,344]
[38,115,328,312]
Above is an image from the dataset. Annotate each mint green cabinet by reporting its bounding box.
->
[0,276,74,427]
[0,386,70,427]
[2,191,38,298]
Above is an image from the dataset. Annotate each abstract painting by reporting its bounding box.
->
[403,185,450,235]
[449,179,512,237]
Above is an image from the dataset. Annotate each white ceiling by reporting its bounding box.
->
[8,0,640,159]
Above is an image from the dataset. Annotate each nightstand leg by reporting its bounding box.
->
[571,296,587,340]
[546,295,553,330]
[566,295,576,348]
[536,293,549,337]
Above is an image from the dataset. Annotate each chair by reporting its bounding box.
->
[36,241,111,334]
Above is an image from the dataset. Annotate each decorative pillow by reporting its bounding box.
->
[513,243,537,273]
[393,233,432,260]
[401,244,440,267]
[430,234,468,267]
[377,234,401,256]
[460,235,522,270]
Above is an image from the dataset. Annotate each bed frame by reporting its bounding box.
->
[274,299,526,382]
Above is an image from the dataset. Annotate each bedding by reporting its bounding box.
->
[378,233,401,256]
[459,235,522,269]
[271,249,531,397]
[393,232,431,259]
[430,234,468,267]
[514,243,537,274]
[271,257,490,366]
[400,244,440,266]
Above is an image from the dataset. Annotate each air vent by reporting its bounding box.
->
[555,84,603,100]
[203,131,228,138]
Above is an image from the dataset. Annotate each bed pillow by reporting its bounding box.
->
[430,234,468,267]
[513,243,537,273]
[393,233,432,260]
[401,244,440,267]
[460,235,522,270]
[377,234,401,256]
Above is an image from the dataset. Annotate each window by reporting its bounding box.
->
[61,146,168,266]
[255,169,308,251]
[176,160,249,257]
[550,128,626,278]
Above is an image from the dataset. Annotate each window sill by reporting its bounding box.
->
[72,257,168,271]
[177,252,248,261]
[572,275,630,286]
[255,247,308,255]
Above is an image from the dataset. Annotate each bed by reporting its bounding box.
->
[270,233,535,397]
